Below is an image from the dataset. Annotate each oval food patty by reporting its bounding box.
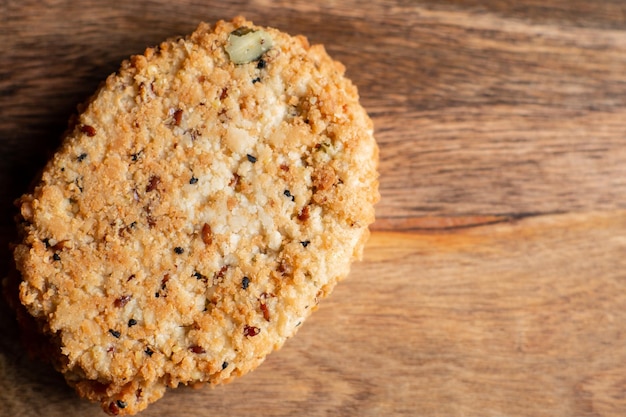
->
[12,16,379,415]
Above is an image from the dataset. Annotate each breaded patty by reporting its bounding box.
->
[12,17,379,415]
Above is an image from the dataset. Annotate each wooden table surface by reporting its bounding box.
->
[2,1,626,416]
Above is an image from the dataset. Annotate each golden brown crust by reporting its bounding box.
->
[12,17,379,415]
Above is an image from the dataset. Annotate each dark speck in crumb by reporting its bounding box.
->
[174,246,184,254]
[283,190,295,202]
[114,295,132,308]
[173,109,183,126]
[189,176,198,184]
[53,253,61,261]
[189,345,206,354]
[243,325,260,337]
[247,154,257,163]
[146,175,161,192]
[80,124,96,137]
[108,402,119,415]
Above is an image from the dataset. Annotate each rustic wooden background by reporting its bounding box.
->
[2,0,626,416]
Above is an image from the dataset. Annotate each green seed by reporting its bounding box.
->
[225,28,273,64]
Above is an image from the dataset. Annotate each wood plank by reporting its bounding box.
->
[2,1,626,222]
[3,211,626,416]
[1,1,626,416]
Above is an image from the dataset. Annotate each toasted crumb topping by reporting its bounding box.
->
[12,16,379,415]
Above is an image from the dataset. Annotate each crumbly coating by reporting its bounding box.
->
[12,17,379,415]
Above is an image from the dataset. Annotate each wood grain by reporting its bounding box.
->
[1,1,626,416]
[3,212,626,416]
